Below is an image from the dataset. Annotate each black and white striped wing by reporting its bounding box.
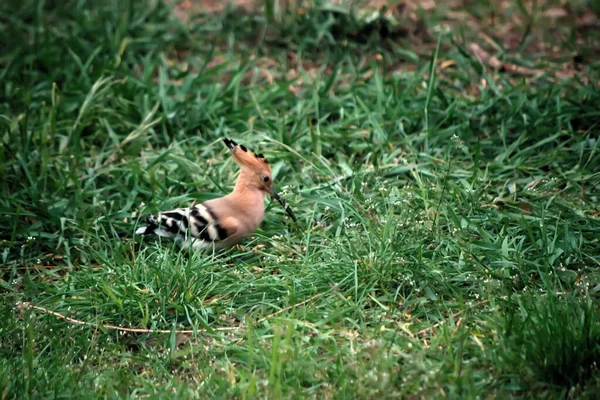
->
[135,203,229,249]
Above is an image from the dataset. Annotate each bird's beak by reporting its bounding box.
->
[270,187,298,223]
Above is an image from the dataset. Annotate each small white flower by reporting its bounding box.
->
[451,134,464,146]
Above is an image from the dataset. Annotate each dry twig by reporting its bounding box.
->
[16,285,334,335]
[469,43,542,77]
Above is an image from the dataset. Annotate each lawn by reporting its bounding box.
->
[1,0,600,398]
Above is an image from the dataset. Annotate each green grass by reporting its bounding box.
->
[1,0,600,398]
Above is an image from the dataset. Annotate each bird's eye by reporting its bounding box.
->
[263,176,270,183]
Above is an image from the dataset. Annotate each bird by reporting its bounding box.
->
[134,138,297,250]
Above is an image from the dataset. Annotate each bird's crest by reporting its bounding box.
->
[223,138,271,173]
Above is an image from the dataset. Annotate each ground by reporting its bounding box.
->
[1,0,599,398]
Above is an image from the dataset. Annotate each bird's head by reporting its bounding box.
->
[224,138,297,223]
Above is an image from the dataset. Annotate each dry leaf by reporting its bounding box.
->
[543,8,568,19]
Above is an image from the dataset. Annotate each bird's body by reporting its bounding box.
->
[134,138,296,250]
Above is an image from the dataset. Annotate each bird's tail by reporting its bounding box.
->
[134,215,158,236]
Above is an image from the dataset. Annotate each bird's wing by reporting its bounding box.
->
[135,203,235,249]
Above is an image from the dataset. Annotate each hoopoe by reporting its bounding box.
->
[134,138,297,250]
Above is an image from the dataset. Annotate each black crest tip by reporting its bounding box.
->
[256,153,269,163]
[223,138,238,149]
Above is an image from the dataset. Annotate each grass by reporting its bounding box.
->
[1,0,599,398]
